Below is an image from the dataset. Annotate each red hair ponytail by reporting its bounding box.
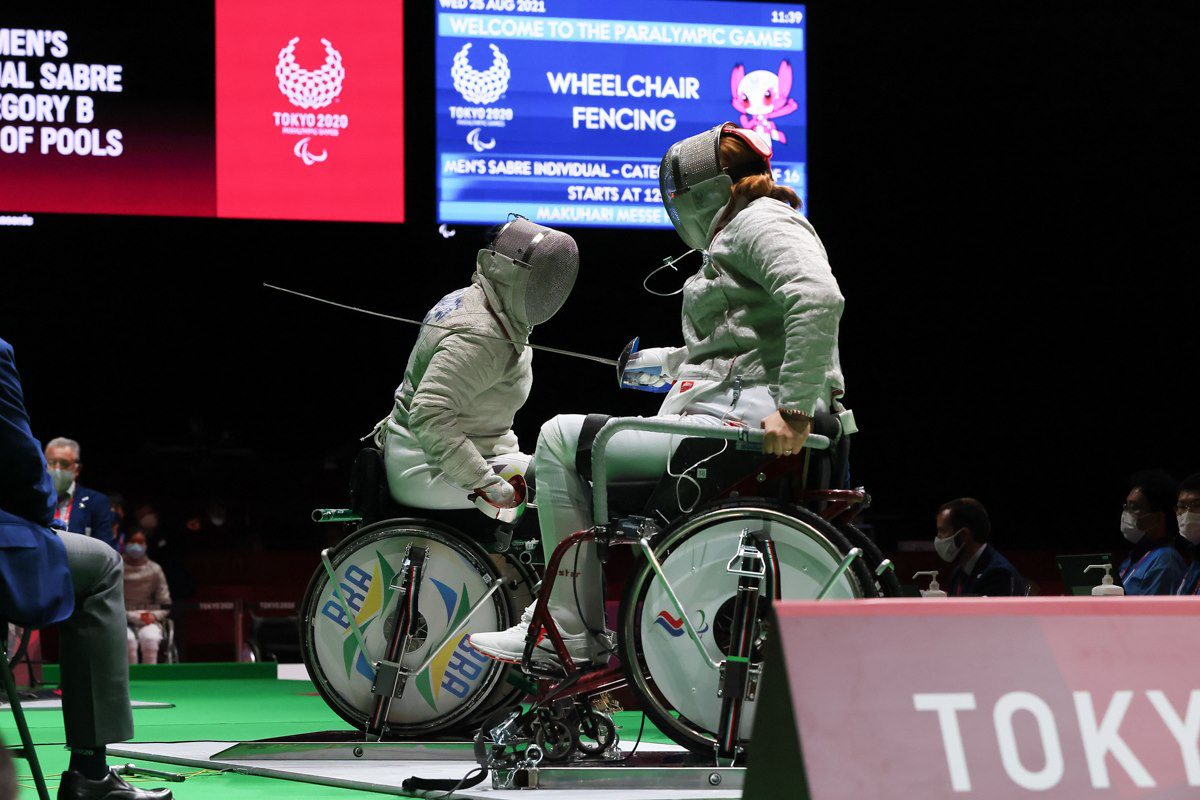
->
[730,172,801,210]
[711,133,801,235]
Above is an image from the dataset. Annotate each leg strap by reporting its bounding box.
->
[574,414,613,482]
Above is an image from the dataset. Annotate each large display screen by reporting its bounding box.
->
[0,2,404,222]
[435,0,806,228]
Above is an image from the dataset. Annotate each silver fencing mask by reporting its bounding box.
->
[479,217,579,328]
[660,122,773,251]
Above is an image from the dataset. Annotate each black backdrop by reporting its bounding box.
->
[2,1,1197,553]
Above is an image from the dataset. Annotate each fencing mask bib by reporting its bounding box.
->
[659,122,773,251]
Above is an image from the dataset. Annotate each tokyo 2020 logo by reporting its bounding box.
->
[272,37,349,166]
[276,37,345,109]
[451,43,509,105]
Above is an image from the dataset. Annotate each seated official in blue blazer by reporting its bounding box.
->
[0,337,172,800]
[1119,469,1186,596]
[935,497,1028,597]
[44,437,118,549]
[0,345,74,627]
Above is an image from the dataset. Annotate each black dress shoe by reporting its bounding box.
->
[57,768,173,800]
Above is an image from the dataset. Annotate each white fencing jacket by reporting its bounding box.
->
[384,268,533,491]
[657,196,846,418]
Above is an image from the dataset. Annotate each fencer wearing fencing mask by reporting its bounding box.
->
[637,121,845,429]
[373,217,579,511]
[660,122,774,252]
[469,124,849,668]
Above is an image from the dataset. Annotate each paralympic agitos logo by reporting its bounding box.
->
[272,36,349,166]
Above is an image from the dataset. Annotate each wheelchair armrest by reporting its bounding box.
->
[589,417,831,527]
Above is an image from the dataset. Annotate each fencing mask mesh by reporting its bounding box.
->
[660,124,727,251]
[489,217,579,326]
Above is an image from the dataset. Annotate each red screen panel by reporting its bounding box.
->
[215,0,404,222]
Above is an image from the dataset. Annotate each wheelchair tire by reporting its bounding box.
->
[299,518,525,737]
[618,497,871,757]
[835,522,905,598]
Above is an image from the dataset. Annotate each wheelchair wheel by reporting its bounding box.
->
[300,518,525,737]
[618,498,871,756]
[835,521,904,597]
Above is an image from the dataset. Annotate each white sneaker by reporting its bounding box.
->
[467,604,609,666]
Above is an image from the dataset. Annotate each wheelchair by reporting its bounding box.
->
[126,616,178,665]
[300,411,898,760]
[479,411,901,770]
[299,447,540,740]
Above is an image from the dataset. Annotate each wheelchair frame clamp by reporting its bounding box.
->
[717,659,761,701]
[489,708,527,747]
[745,663,762,701]
[875,558,896,577]
[611,516,659,541]
[716,538,766,758]
[366,545,429,738]
[370,660,404,699]
[713,742,744,768]
[725,528,766,577]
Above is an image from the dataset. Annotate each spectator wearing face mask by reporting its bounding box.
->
[122,532,171,664]
[934,498,1028,597]
[44,437,117,550]
[1174,473,1200,596]
[1118,469,1186,595]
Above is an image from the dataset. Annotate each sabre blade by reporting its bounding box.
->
[263,283,619,367]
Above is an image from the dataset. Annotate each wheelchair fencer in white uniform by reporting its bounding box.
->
[299,218,580,739]
[465,123,893,762]
[470,123,847,659]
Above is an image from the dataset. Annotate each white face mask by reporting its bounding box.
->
[934,529,964,563]
[1120,510,1144,544]
[1178,511,1200,546]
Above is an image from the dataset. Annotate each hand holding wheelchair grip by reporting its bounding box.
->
[736,430,830,452]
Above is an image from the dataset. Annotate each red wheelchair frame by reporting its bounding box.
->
[517,436,869,757]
